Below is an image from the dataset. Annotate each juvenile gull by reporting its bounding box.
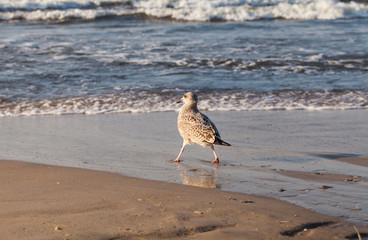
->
[174,92,231,163]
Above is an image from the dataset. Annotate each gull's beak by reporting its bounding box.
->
[177,97,183,104]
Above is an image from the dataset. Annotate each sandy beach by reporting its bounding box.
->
[1,2,368,238]
[0,110,367,239]
[1,160,367,240]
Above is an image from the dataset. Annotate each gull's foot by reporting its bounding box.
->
[212,158,219,163]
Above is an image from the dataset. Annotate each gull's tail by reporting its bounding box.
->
[214,137,231,146]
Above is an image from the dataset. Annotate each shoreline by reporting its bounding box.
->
[1,159,367,240]
[0,110,367,225]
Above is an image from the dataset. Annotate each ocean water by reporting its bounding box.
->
[0,0,368,116]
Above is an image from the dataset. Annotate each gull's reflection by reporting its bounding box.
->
[175,162,220,189]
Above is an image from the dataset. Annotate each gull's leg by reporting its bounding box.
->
[174,143,186,162]
[210,145,219,163]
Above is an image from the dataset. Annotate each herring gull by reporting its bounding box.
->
[174,92,231,163]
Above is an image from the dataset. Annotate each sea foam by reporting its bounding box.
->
[1,89,367,117]
[0,0,367,22]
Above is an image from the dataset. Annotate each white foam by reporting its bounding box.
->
[308,53,324,61]
[1,0,367,22]
[0,0,124,9]
[134,0,368,21]
[0,8,133,22]
[0,90,367,117]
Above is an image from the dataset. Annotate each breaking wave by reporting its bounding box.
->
[1,0,367,22]
[0,89,367,117]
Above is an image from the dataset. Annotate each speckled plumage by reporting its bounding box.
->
[174,92,231,163]
[178,108,218,147]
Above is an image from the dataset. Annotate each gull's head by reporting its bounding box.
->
[177,92,198,105]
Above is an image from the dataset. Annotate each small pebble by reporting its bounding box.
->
[55,226,62,231]
[344,176,361,182]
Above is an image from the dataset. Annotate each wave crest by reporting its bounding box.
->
[0,89,367,117]
[1,0,367,22]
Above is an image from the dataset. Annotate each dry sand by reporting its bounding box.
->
[1,160,367,240]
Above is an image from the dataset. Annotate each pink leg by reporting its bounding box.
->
[210,145,219,163]
[174,145,185,162]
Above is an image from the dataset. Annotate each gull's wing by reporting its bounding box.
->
[178,111,219,144]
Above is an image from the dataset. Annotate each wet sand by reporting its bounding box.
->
[328,155,368,168]
[274,168,368,183]
[1,160,367,240]
[0,110,367,227]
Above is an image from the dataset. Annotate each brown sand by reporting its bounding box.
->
[336,155,368,168]
[312,154,368,167]
[274,169,368,183]
[1,160,367,240]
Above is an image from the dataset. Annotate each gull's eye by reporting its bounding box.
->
[184,95,187,98]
